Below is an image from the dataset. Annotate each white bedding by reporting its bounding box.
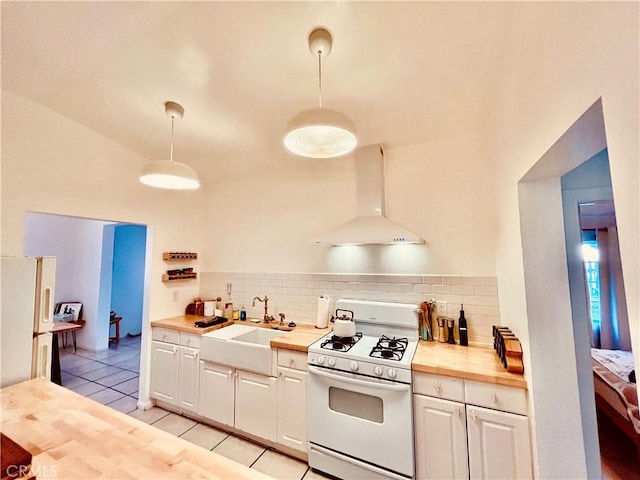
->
[590,348,635,382]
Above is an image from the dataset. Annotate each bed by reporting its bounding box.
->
[591,348,639,456]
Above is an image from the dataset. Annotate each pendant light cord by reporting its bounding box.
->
[169,116,175,163]
[318,51,323,108]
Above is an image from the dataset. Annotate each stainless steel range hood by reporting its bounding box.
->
[315,144,424,246]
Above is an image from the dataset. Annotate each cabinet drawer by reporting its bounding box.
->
[152,327,180,344]
[277,349,307,371]
[465,380,527,415]
[413,372,465,402]
[180,332,200,348]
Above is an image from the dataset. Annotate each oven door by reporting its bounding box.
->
[307,365,414,479]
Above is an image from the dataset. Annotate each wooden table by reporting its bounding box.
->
[49,321,85,386]
[0,379,272,479]
[50,320,84,351]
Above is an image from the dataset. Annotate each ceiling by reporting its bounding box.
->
[1,2,517,186]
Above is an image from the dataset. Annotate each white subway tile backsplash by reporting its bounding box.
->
[442,276,463,285]
[199,271,501,346]
[463,295,500,307]
[414,284,433,294]
[422,275,442,284]
[433,285,453,294]
[453,285,475,295]
[484,276,498,286]
[475,285,498,296]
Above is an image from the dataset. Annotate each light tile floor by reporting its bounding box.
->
[59,336,330,480]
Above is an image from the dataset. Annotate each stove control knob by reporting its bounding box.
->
[374,366,384,376]
[387,368,397,379]
[350,361,359,372]
[327,357,336,367]
[317,355,326,365]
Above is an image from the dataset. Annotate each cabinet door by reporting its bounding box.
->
[178,346,199,412]
[235,369,277,442]
[199,361,235,426]
[276,366,307,452]
[414,394,468,480]
[467,406,532,480]
[150,340,178,405]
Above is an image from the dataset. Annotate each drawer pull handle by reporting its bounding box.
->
[290,358,294,366]
[456,407,462,417]
[433,381,442,394]
[470,409,477,421]
[491,392,498,403]
[227,369,233,377]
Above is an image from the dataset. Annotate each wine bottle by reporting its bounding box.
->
[458,304,468,346]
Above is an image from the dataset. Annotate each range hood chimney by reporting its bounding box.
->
[315,144,424,246]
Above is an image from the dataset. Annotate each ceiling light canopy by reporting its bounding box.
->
[284,28,357,159]
[140,101,200,190]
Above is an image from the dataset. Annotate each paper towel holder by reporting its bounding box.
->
[315,295,330,329]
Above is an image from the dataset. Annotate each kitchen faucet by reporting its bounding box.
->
[252,295,274,323]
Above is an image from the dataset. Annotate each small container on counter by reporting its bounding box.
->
[240,306,247,321]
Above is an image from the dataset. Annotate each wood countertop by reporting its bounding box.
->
[0,379,271,479]
[412,341,528,389]
[152,315,328,352]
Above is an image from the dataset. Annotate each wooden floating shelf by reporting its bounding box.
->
[162,273,198,282]
[163,252,198,261]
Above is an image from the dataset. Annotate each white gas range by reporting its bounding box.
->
[307,299,420,480]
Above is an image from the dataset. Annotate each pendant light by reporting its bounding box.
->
[140,101,200,190]
[284,28,357,159]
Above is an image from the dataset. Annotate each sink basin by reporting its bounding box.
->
[232,328,284,346]
[200,325,282,376]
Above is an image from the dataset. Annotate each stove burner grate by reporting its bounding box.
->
[320,332,363,352]
[370,335,408,361]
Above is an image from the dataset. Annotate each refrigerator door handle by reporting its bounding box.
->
[43,286,53,323]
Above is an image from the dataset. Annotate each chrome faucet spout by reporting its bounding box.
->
[252,295,271,322]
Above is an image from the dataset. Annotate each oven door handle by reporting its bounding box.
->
[308,365,410,392]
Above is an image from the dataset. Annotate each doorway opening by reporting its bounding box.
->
[23,211,151,411]
[518,99,637,479]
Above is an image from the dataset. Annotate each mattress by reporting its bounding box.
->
[591,348,639,435]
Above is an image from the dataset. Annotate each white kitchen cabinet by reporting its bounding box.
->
[235,369,278,441]
[413,371,532,480]
[467,406,532,480]
[178,346,199,412]
[199,361,235,426]
[414,394,469,480]
[277,365,307,452]
[150,328,200,413]
[150,340,179,405]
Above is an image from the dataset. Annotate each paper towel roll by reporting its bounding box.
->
[315,296,330,329]
[204,301,215,316]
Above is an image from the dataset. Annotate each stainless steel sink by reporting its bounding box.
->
[200,325,281,376]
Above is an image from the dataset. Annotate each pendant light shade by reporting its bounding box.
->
[140,101,200,190]
[140,160,200,190]
[284,28,357,159]
[284,107,357,158]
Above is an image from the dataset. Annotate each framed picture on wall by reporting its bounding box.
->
[55,302,83,321]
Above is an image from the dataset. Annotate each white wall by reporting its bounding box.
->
[2,91,204,320]
[201,132,496,275]
[24,213,112,351]
[490,3,639,478]
[1,91,205,401]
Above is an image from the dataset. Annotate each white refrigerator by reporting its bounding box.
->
[1,256,56,387]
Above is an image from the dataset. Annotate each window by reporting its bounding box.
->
[581,230,601,345]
